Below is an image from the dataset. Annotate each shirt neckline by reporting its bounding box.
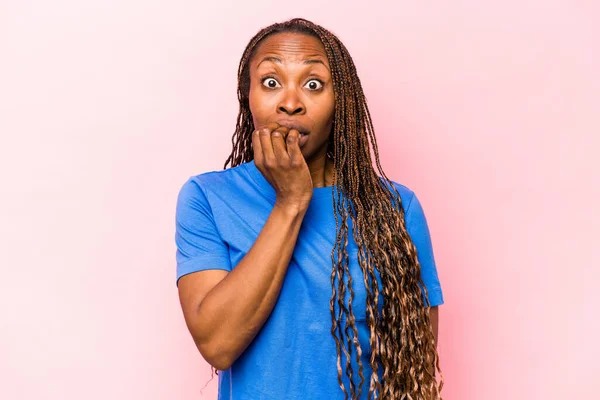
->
[245,159,338,202]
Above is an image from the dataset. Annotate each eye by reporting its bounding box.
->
[261,77,280,89]
[305,79,324,91]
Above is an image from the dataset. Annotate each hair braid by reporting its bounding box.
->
[222,17,444,400]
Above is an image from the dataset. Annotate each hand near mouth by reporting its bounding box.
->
[276,121,310,138]
[252,122,313,212]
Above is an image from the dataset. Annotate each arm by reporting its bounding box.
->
[178,124,314,370]
[402,190,443,347]
[178,203,306,370]
[430,306,439,346]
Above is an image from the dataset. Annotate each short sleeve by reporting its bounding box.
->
[404,192,444,306]
[174,177,232,287]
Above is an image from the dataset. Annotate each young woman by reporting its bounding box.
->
[175,18,445,400]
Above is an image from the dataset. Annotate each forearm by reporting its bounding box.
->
[193,203,306,369]
[430,306,439,346]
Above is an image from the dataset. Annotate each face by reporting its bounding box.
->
[248,32,335,162]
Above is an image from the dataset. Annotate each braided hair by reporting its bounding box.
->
[222,18,444,399]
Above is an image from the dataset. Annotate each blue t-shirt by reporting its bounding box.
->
[175,159,444,400]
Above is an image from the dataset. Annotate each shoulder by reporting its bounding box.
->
[379,177,417,213]
[179,162,249,197]
[187,162,247,187]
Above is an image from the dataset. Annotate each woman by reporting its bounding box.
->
[175,18,445,400]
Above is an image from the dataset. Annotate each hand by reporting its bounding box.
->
[252,122,313,212]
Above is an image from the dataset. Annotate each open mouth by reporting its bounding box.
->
[277,122,309,137]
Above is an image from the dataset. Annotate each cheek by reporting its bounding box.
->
[318,92,335,126]
[248,88,270,122]
[248,88,258,115]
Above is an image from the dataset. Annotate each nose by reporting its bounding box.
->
[277,87,305,116]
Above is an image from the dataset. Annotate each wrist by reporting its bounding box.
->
[273,200,308,218]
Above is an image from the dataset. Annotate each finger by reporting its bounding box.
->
[257,122,281,163]
[286,129,302,162]
[259,125,276,164]
[262,122,280,134]
[272,126,290,163]
[252,128,263,166]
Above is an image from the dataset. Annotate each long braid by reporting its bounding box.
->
[222,18,444,399]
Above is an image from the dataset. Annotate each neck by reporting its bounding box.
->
[308,154,334,188]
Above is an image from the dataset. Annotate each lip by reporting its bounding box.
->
[275,120,310,136]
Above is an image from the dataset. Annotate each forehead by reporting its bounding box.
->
[251,32,329,67]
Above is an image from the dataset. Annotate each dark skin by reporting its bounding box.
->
[178,34,437,371]
[249,32,335,190]
[247,32,438,343]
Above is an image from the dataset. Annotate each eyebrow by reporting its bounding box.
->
[257,56,330,71]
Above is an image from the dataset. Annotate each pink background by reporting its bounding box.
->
[1,1,599,399]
